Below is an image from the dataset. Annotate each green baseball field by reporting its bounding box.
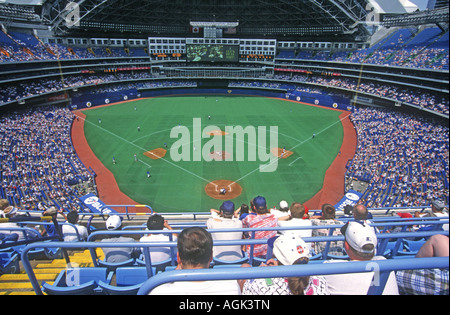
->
[81,96,344,212]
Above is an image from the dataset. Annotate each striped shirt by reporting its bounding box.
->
[242,213,278,258]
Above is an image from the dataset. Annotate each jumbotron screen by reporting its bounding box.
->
[187,44,239,62]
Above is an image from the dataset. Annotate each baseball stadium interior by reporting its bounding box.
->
[0,0,448,296]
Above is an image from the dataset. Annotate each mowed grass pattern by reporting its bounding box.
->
[82,96,344,212]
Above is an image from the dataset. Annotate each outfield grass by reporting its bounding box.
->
[82,96,344,212]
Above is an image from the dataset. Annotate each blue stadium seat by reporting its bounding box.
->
[41,267,113,295]
[97,258,136,272]
[98,267,155,295]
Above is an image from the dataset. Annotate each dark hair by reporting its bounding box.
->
[290,202,305,218]
[287,277,310,295]
[177,227,213,268]
[321,204,336,220]
[147,214,165,230]
[67,211,79,224]
[240,204,249,214]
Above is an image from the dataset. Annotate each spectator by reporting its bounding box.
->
[237,203,253,220]
[353,203,372,221]
[278,202,312,242]
[270,200,291,219]
[62,211,88,242]
[149,227,241,295]
[242,196,278,261]
[310,204,345,257]
[396,234,449,295]
[139,214,177,271]
[40,207,67,239]
[1,205,36,241]
[206,201,244,262]
[324,221,399,295]
[415,200,449,231]
[100,215,139,263]
[0,209,19,243]
[239,235,329,295]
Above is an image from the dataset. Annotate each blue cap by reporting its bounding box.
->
[220,200,235,213]
[253,196,267,209]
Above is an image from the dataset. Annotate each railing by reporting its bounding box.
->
[20,226,448,295]
[137,256,448,295]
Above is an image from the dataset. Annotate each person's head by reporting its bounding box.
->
[431,200,445,213]
[220,200,235,219]
[0,199,9,211]
[353,204,368,220]
[279,200,289,212]
[3,206,17,218]
[341,221,377,261]
[270,235,310,295]
[290,202,306,219]
[321,203,336,220]
[67,211,79,224]
[252,196,268,214]
[147,214,165,230]
[106,215,122,231]
[240,203,249,214]
[271,235,310,266]
[177,227,213,269]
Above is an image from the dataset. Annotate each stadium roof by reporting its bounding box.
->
[38,0,373,40]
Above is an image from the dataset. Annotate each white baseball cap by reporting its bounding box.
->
[342,221,377,254]
[106,215,122,230]
[271,235,310,265]
[279,200,289,210]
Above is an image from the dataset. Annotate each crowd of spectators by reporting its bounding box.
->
[347,107,449,209]
[0,106,95,211]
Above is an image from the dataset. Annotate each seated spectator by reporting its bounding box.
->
[242,196,278,260]
[207,201,244,262]
[415,200,449,231]
[353,203,373,221]
[396,234,449,295]
[237,203,253,220]
[62,211,88,242]
[270,200,291,219]
[310,204,345,257]
[277,202,312,242]
[40,207,67,239]
[139,214,177,271]
[0,210,19,243]
[149,227,241,295]
[100,215,139,263]
[1,205,35,241]
[239,235,329,295]
[324,221,399,295]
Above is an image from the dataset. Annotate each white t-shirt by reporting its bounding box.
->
[324,256,399,295]
[206,217,243,261]
[140,232,177,263]
[62,223,88,242]
[270,209,290,219]
[278,218,312,239]
[149,279,241,295]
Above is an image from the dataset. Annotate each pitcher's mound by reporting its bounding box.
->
[205,180,242,200]
[271,147,294,159]
[144,148,167,160]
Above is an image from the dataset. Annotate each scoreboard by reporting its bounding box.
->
[186,44,239,62]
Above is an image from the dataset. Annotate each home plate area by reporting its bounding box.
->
[271,147,294,159]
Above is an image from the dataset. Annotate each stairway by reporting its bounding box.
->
[0,249,104,295]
